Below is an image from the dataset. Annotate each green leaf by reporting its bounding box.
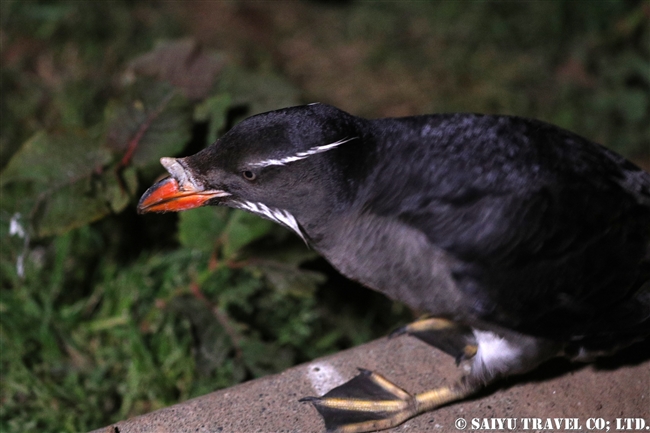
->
[167,295,232,376]
[240,339,294,378]
[35,169,132,237]
[617,89,647,123]
[194,93,232,146]
[259,264,325,297]
[179,206,279,260]
[108,166,138,213]
[0,128,135,237]
[219,66,300,118]
[178,206,230,253]
[253,243,319,267]
[1,130,111,187]
[221,210,275,259]
[1,128,143,238]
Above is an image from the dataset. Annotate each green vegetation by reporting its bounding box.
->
[1,1,648,432]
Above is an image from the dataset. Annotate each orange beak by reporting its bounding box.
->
[137,176,229,214]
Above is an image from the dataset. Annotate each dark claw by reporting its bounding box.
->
[389,326,408,338]
[299,396,318,403]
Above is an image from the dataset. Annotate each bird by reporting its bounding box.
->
[138,103,650,433]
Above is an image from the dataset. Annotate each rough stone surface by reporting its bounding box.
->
[91,336,650,433]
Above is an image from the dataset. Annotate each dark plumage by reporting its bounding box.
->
[138,103,650,432]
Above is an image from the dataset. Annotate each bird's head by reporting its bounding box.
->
[137,103,363,240]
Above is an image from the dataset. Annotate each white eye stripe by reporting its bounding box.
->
[250,137,357,168]
[233,201,306,243]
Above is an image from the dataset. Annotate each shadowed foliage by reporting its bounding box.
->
[1,1,647,431]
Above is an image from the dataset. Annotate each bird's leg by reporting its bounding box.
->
[301,318,481,433]
[391,317,478,364]
[301,369,480,433]
[302,325,559,433]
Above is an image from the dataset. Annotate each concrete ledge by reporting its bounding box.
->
[91,336,650,433]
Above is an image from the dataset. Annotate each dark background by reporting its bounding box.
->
[1,1,648,431]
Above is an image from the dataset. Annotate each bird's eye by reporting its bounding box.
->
[242,170,256,181]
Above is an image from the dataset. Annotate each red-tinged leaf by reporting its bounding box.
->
[105,80,192,168]
[127,38,224,101]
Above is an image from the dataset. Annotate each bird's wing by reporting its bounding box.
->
[362,114,650,339]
